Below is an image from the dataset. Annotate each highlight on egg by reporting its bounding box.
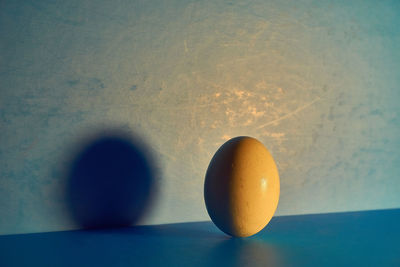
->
[204,136,280,237]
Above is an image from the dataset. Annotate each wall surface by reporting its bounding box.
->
[1,0,399,235]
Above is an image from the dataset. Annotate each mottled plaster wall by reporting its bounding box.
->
[1,0,399,234]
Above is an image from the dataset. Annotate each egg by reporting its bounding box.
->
[204,136,280,237]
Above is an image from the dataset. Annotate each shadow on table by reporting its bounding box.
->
[204,237,282,267]
[0,221,282,267]
[2,210,400,266]
[106,221,283,266]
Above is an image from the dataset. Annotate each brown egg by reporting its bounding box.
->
[204,136,280,237]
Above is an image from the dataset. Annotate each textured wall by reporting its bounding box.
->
[1,0,399,235]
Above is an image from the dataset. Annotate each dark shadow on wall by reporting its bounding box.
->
[66,129,158,229]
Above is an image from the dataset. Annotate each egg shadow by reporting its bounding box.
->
[66,129,158,229]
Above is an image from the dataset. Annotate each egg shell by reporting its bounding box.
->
[204,136,280,237]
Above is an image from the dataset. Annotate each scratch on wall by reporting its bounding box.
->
[257,97,321,129]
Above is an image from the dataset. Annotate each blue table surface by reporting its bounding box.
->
[1,209,399,267]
